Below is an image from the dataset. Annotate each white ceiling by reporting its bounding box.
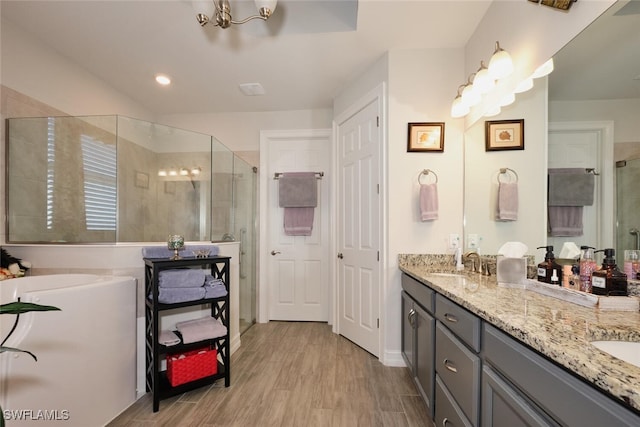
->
[0,0,494,116]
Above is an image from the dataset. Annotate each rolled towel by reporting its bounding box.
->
[205,276,224,287]
[150,287,206,304]
[158,268,206,288]
[159,330,181,346]
[176,317,227,344]
[420,183,438,221]
[204,275,228,298]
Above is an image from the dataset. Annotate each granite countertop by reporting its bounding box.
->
[399,257,640,413]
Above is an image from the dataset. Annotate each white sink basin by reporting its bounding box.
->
[591,341,640,368]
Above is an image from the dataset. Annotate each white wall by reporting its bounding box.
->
[550,98,640,144]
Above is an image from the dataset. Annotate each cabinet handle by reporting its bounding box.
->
[443,313,458,323]
[443,358,458,373]
[408,309,416,328]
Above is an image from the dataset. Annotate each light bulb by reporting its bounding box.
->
[532,58,554,78]
[180,168,189,176]
[473,62,495,95]
[514,77,534,94]
[461,83,481,107]
[191,167,202,176]
[488,41,514,80]
[155,74,171,86]
[158,170,167,177]
[451,95,470,118]
[499,92,516,107]
[484,106,501,117]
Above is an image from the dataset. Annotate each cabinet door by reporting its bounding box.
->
[482,365,559,427]
[414,302,435,417]
[401,291,415,372]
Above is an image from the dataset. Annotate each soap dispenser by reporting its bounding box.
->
[591,249,628,296]
[537,246,563,285]
[579,245,597,293]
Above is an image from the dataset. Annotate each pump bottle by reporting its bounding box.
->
[579,246,597,293]
[591,248,628,296]
[537,246,562,285]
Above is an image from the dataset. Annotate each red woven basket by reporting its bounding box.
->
[167,347,217,387]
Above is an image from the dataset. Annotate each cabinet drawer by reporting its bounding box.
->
[435,322,480,426]
[435,293,481,351]
[402,273,435,313]
[435,375,473,427]
[483,323,640,427]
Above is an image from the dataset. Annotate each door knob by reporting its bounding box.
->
[337,253,344,259]
[271,250,281,256]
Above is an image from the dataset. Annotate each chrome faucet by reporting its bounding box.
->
[464,251,481,273]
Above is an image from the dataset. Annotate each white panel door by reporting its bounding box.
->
[337,98,380,356]
[548,126,607,252]
[266,131,331,321]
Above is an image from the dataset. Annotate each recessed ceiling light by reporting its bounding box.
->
[155,74,171,86]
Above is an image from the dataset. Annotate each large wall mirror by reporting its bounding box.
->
[464,0,640,260]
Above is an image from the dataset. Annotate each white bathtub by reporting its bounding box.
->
[0,274,137,426]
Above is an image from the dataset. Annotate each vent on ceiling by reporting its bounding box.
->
[239,83,265,96]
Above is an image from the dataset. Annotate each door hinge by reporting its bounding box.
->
[376,116,379,127]
[377,251,380,261]
[377,183,379,194]
[377,318,379,328]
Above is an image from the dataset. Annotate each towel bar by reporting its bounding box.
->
[418,169,438,184]
[498,167,518,183]
[273,171,324,180]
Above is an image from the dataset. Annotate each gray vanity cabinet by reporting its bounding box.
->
[483,323,640,427]
[434,293,481,427]
[401,275,436,417]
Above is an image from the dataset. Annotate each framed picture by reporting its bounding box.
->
[135,171,149,189]
[407,122,445,152]
[485,119,524,151]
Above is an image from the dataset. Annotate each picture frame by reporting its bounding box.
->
[134,171,149,189]
[407,122,445,152]
[485,119,524,151]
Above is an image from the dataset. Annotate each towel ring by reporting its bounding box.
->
[418,169,438,185]
[498,167,518,183]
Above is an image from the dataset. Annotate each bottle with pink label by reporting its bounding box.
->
[624,250,639,281]
[579,245,597,293]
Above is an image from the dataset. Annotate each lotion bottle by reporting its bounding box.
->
[537,246,562,285]
[579,246,597,293]
[591,248,628,296]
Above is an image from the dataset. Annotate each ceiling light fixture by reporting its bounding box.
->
[488,41,514,80]
[155,74,171,86]
[196,0,277,29]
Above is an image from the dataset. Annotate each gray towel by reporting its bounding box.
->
[176,317,227,344]
[151,287,206,304]
[420,183,438,221]
[204,275,228,298]
[159,268,206,288]
[496,182,518,221]
[142,245,219,259]
[548,206,584,236]
[279,172,318,207]
[548,169,594,206]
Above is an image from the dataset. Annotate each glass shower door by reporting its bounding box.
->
[616,158,640,254]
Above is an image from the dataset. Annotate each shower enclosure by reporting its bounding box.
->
[6,115,257,332]
[616,157,640,254]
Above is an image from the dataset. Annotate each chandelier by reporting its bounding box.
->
[196,0,278,29]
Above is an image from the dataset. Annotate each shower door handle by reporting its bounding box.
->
[631,228,640,250]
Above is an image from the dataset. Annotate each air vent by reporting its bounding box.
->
[238,83,265,96]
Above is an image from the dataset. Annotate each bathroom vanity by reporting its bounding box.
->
[400,261,640,426]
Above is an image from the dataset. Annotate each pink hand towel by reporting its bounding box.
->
[283,207,315,236]
[420,183,438,221]
[497,182,518,221]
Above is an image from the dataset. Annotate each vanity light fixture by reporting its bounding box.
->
[531,58,554,79]
[488,41,514,80]
[158,169,167,177]
[484,105,501,117]
[196,0,277,29]
[179,168,189,176]
[461,76,482,108]
[451,85,470,118]
[191,167,202,176]
[499,92,516,107]
[514,77,534,94]
[473,61,495,95]
[168,169,178,177]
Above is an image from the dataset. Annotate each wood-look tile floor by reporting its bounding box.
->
[108,321,433,427]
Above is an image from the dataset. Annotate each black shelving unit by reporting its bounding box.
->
[144,256,231,412]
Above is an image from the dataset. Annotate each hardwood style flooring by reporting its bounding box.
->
[108,321,433,427]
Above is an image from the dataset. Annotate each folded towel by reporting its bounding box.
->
[548,206,584,236]
[158,268,206,288]
[150,287,206,304]
[176,317,227,344]
[420,183,438,221]
[283,207,315,236]
[496,182,518,221]
[204,275,228,298]
[548,168,594,206]
[142,245,219,259]
[159,330,181,346]
[279,172,318,208]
